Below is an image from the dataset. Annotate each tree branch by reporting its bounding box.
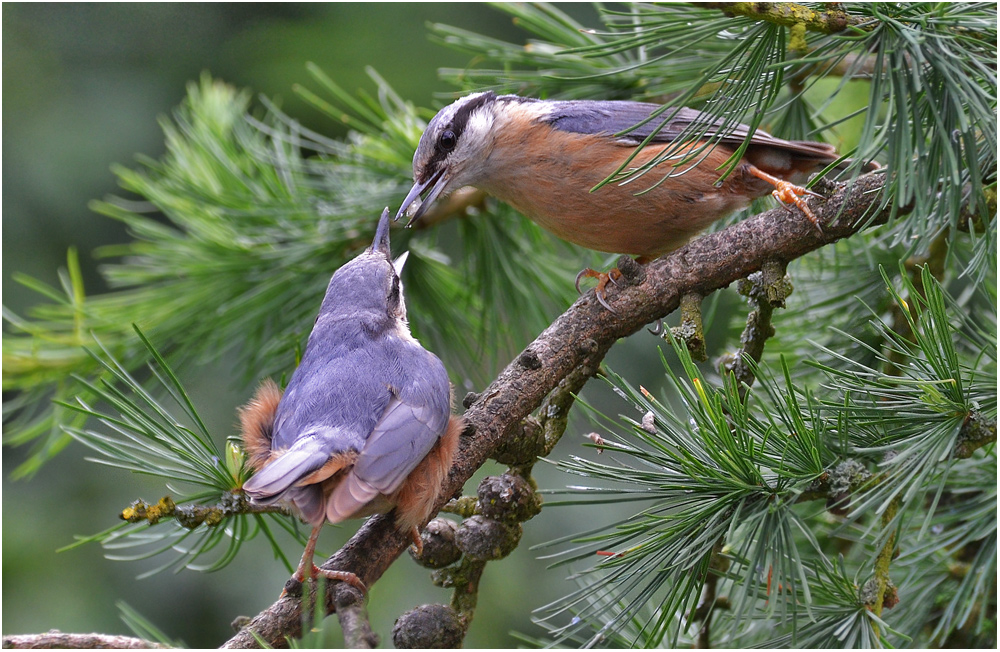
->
[703,2,869,34]
[333,587,378,649]
[120,493,289,528]
[1,631,166,649]
[727,258,791,394]
[223,172,892,648]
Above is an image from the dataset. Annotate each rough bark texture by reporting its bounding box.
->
[224,173,890,648]
[1,632,166,649]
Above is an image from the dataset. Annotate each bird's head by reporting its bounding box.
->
[320,208,409,326]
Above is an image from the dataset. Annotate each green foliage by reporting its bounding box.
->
[119,601,185,648]
[539,271,995,647]
[58,327,303,576]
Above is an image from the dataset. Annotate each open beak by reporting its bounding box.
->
[372,207,392,256]
[394,167,449,227]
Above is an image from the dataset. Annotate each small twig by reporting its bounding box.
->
[704,2,868,34]
[1,631,167,649]
[442,474,538,640]
[690,540,731,648]
[885,230,949,376]
[538,360,603,459]
[441,558,487,629]
[120,492,289,529]
[668,293,707,361]
[440,495,478,518]
[871,496,901,622]
[332,585,379,649]
[726,259,791,394]
[954,410,997,459]
[796,459,874,514]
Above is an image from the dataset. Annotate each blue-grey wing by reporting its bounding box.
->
[544,101,834,157]
[243,325,394,507]
[326,343,451,523]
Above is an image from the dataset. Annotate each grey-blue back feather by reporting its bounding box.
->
[540,100,837,159]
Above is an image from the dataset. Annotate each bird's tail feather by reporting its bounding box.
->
[238,379,282,472]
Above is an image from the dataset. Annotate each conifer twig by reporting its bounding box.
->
[1,632,166,649]
[703,2,868,34]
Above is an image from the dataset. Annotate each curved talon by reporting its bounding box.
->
[280,523,367,598]
[770,183,822,232]
[648,319,665,336]
[594,289,615,313]
[576,268,621,313]
[283,564,367,598]
[574,268,591,295]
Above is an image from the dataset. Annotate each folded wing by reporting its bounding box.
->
[327,349,451,523]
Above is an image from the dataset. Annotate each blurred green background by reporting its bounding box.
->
[3,3,737,647]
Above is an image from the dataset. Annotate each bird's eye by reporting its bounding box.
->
[389,275,400,304]
[440,129,457,151]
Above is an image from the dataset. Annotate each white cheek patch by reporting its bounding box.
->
[463,110,496,146]
[448,109,500,185]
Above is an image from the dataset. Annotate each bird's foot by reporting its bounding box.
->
[747,164,824,233]
[770,184,823,232]
[575,267,622,313]
[408,526,424,557]
[315,567,367,594]
[283,564,367,597]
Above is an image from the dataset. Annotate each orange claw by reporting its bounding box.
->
[746,164,824,232]
[575,267,622,313]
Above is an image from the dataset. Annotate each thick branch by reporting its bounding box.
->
[223,172,891,648]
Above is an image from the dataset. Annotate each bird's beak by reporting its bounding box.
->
[392,250,409,276]
[394,167,449,227]
[372,207,392,255]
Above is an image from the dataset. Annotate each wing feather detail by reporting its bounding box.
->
[543,101,838,161]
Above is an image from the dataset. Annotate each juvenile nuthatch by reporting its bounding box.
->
[396,92,877,308]
[240,208,462,592]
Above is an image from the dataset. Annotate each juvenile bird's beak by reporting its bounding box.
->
[392,250,409,276]
[395,167,449,227]
[372,207,392,256]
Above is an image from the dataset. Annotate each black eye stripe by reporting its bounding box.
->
[420,91,499,180]
[442,92,495,150]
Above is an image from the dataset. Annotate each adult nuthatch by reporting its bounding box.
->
[396,92,877,308]
[240,208,462,592]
